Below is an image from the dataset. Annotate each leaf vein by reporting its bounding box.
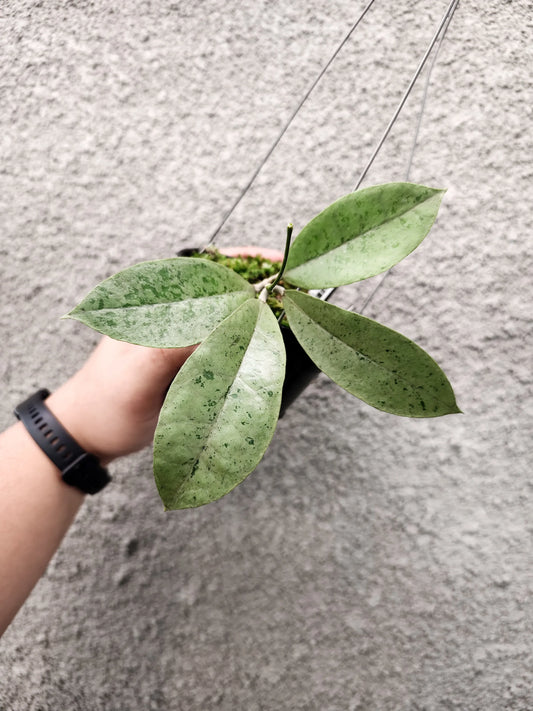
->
[287,295,453,409]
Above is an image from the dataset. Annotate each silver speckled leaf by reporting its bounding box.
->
[284,183,446,289]
[284,290,460,418]
[154,298,286,509]
[65,258,255,347]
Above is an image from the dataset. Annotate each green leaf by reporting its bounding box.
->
[65,258,255,347]
[284,183,446,289]
[153,298,286,509]
[283,290,460,417]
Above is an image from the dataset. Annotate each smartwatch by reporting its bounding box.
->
[14,389,111,495]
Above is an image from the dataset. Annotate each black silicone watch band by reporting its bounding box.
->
[14,389,111,495]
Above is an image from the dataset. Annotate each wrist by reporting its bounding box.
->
[8,420,86,501]
[46,380,114,466]
[14,389,111,495]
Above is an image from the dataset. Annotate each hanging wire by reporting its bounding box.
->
[403,8,457,182]
[312,0,460,306]
[355,0,460,315]
[353,0,461,192]
[205,0,377,247]
[280,0,461,318]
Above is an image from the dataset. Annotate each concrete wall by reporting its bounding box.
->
[1,1,531,709]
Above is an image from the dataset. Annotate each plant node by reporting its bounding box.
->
[254,273,279,293]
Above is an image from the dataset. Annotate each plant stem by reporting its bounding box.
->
[268,223,293,292]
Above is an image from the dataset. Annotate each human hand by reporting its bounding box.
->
[47,338,197,465]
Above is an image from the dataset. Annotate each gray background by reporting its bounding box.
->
[1,1,532,709]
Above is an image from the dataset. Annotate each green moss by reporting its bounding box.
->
[191,248,292,324]
[191,248,317,327]
[191,248,281,283]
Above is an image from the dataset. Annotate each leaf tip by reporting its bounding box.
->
[441,399,462,416]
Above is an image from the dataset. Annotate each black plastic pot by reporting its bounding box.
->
[277,325,320,416]
[177,247,321,416]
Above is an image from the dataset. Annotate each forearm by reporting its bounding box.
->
[0,419,85,636]
[0,338,194,637]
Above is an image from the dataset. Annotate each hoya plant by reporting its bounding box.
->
[66,182,460,509]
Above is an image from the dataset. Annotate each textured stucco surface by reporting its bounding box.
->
[0,1,532,709]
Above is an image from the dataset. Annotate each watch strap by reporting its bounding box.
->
[14,389,111,495]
